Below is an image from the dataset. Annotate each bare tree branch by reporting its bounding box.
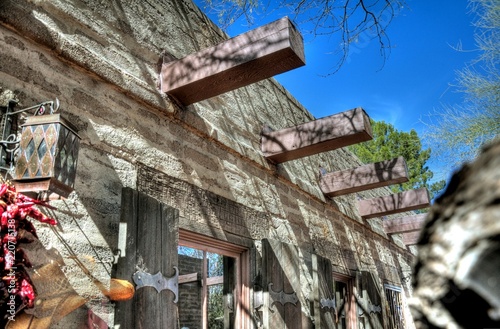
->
[198,0,406,74]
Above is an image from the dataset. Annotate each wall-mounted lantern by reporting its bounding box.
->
[0,99,80,199]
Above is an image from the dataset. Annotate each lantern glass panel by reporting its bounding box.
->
[14,114,80,198]
[54,126,79,188]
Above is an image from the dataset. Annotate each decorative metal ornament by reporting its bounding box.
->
[320,297,336,310]
[254,283,299,310]
[13,110,80,199]
[132,267,179,303]
[357,300,382,316]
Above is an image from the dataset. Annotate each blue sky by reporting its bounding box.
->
[201,0,478,133]
[274,0,477,134]
[196,0,478,179]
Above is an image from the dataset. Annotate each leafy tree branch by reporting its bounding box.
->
[349,120,446,199]
[423,0,500,167]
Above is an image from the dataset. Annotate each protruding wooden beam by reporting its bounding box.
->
[319,157,408,197]
[358,188,430,219]
[383,213,427,234]
[401,231,421,245]
[161,17,305,105]
[261,108,373,163]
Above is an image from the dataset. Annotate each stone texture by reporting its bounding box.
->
[0,0,419,327]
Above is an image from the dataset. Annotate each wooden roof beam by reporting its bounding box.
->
[383,213,427,234]
[161,17,305,106]
[358,188,430,219]
[319,157,408,197]
[261,108,373,163]
[401,231,421,246]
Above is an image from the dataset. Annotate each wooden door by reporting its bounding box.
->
[114,187,179,329]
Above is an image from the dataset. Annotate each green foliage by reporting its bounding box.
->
[208,284,224,329]
[349,120,446,198]
[423,0,500,166]
[207,253,224,329]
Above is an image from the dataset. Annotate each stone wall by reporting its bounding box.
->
[0,0,417,327]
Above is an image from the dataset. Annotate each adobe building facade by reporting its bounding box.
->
[0,0,418,328]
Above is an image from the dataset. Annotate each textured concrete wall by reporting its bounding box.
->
[0,0,417,327]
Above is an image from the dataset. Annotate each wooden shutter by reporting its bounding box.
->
[114,188,179,329]
[260,239,305,329]
[357,271,384,329]
[312,253,337,328]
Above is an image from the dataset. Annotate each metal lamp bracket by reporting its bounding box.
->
[133,267,179,303]
[0,99,60,172]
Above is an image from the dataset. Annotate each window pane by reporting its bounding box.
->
[177,246,236,329]
[208,283,224,329]
[207,252,223,278]
[178,246,203,329]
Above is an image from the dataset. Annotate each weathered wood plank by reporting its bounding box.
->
[262,239,285,328]
[135,192,161,328]
[383,213,427,234]
[161,17,305,105]
[159,204,179,327]
[320,157,409,197]
[313,254,336,329]
[206,275,224,286]
[115,189,179,328]
[262,108,373,163]
[282,241,302,329]
[358,188,430,219]
[402,231,421,245]
[114,188,139,329]
[179,272,199,284]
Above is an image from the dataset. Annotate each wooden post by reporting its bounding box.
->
[358,188,430,219]
[161,17,305,105]
[383,213,427,234]
[319,157,408,197]
[261,108,373,163]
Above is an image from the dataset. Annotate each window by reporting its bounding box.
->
[178,230,250,329]
[333,273,357,329]
[384,284,406,329]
